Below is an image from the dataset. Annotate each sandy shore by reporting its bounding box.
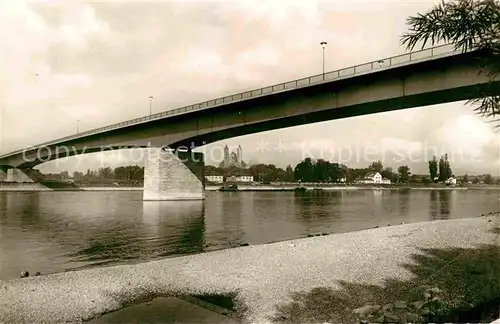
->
[1,215,498,323]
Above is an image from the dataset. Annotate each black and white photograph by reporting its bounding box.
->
[0,0,499,323]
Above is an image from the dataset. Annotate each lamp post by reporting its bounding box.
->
[77,120,80,134]
[320,41,327,80]
[149,96,153,116]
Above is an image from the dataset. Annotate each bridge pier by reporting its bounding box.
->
[143,147,205,201]
[6,168,34,183]
[0,169,6,182]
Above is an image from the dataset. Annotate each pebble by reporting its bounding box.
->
[384,313,399,323]
[353,305,379,316]
[405,312,420,322]
[382,303,393,312]
[394,300,407,309]
[411,301,425,310]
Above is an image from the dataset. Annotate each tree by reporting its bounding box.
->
[398,165,411,183]
[313,159,330,182]
[463,174,469,183]
[98,166,113,179]
[438,156,445,182]
[369,161,384,173]
[73,171,84,181]
[381,167,398,183]
[294,158,314,182]
[428,156,438,182]
[401,0,500,124]
[328,163,344,182]
[285,165,294,182]
[422,176,432,185]
[438,154,453,182]
[484,173,493,184]
[410,174,420,183]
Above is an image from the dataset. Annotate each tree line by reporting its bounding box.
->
[206,159,413,184]
[428,154,453,183]
[40,166,145,184]
[37,156,497,185]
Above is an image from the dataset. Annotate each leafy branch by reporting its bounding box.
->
[401,0,500,124]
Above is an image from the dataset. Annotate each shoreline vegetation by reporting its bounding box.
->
[0,181,499,192]
[1,215,498,324]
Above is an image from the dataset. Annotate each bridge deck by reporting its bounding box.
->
[0,43,463,159]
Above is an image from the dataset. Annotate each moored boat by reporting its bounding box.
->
[219,184,238,191]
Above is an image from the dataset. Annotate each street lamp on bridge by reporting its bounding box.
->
[149,96,153,116]
[320,41,327,80]
[77,120,80,134]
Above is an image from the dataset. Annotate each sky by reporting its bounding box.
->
[0,0,498,176]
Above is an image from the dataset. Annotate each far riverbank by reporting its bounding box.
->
[1,182,499,192]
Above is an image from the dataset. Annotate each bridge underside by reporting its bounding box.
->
[2,51,500,199]
[170,82,500,148]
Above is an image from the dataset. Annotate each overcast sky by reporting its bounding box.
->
[0,0,498,176]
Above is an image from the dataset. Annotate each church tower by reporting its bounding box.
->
[223,145,230,167]
[237,145,242,164]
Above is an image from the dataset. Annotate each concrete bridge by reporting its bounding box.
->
[1,43,499,200]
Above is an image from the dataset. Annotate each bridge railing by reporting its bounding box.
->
[1,43,463,159]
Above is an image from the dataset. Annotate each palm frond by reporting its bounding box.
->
[402,0,500,123]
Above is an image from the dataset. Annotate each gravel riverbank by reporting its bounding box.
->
[1,215,498,323]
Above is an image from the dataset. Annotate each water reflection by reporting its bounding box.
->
[429,190,452,220]
[373,189,383,211]
[398,189,410,216]
[296,191,344,221]
[430,191,438,220]
[142,200,205,256]
[439,191,451,220]
[71,200,205,265]
[4,192,40,225]
[1,189,498,279]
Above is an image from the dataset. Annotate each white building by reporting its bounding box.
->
[445,177,457,186]
[362,172,391,184]
[205,175,224,183]
[235,175,253,182]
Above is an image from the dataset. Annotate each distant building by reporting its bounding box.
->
[225,175,254,183]
[219,145,247,168]
[235,175,253,182]
[362,172,391,184]
[445,177,457,186]
[205,175,224,183]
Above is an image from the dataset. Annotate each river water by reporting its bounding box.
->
[1,189,499,280]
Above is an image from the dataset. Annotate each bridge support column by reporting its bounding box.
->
[0,169,6,182]
[6,168,34,183]
[143,147,205,201]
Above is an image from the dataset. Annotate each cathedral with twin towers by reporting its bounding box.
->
[219,145,247,168]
